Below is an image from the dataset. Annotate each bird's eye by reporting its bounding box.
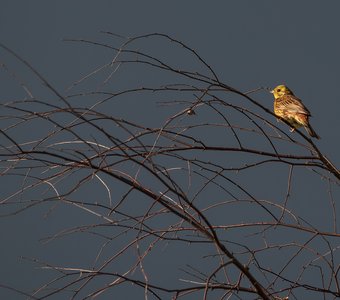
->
[277,89,281,92]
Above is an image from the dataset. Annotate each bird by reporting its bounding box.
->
[270,84,320,139]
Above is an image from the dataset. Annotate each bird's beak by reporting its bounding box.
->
[270,90,274,94]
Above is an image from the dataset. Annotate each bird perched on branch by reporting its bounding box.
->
[270,84,320,139]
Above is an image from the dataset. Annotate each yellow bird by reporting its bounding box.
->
[270,85,320,139]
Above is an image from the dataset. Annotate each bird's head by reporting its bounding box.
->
[270,85,293,99]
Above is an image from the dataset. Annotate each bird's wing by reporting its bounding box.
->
[281,95,311,115]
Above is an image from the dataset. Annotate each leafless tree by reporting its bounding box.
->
[0,33,339,300]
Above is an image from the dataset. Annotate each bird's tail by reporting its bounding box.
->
[305,124,320,139]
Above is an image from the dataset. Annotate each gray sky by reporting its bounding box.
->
[1,1,339,299]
